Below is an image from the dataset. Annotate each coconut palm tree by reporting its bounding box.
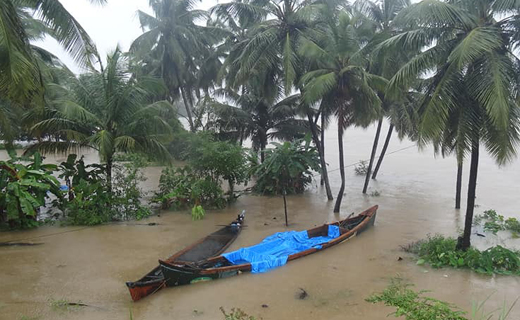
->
[385,0,520,249]
[27,47,173,190]
[215,0,318,94]
[300,8,385,213]
[130,0,227,132]
[351,0,413,194]
[0,0,102,105]
[208,86,309,162]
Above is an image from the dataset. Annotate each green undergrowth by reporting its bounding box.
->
[367,279,518,320]
[406,235,520,275]
[367,279,467,319]
[474,210,520,238]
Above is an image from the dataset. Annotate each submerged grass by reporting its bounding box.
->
[405,235,520,275]
[366,278,467,320]
[367,279,518,320]
[220,307,259,320]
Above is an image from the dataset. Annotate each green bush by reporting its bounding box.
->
[60,160,151,226]
[0,152,62,229]
[411,235,520,275]
[154,166,226,210]
[252,137,320,195]
[189,139,249,200]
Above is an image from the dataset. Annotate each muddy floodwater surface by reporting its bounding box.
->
[1,122,519,320]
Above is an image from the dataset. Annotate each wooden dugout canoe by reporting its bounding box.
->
[126,211,245,301]
[159,205,377,287]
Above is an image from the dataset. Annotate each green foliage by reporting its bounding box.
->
[60,160,150,226]
[474,210,520,236]
[252,137,320,195]
[220,307,257,320]
[191,205,205,221]
[157,135,248,210]
[410,235,520,275]
[0,152,62,229]
[189,138,249,200]
[368,279,518,320]
[154,166,226,210]
[366,278,467,320]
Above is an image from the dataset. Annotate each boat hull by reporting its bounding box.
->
[126,212,245,301]
[160,205,378,288]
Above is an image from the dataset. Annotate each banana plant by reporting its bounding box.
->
[0,152,62,228]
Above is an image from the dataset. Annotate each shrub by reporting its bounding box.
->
[252,137,320,195]
[411,235,520,275]
[189,139,249,201]
[60,159,151,225]
[154,166,226,210]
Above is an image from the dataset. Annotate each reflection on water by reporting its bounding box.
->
[1,122,519,320]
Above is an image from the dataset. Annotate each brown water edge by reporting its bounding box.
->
[1,122,519,320]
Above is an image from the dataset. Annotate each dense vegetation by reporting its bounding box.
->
[407,235,520,276]
[1,0,520,251]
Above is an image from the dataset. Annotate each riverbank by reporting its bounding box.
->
[1,123,519,320]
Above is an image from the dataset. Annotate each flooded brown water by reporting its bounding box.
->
[1,122,519,320]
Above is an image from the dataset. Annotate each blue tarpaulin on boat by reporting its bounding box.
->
[222,225,340,273]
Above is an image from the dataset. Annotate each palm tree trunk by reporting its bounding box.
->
[321,114,326,184]
[180,88,195,132]
[363,119,383,194]
[106,156,113,193]
[372,123,394,180]
[333,127,346,213]
[307,113,333,200]
[455,161,463,209]
[260,138,266,163]
[459,137,479,250]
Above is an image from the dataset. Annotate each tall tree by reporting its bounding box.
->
[209,87,309,161]
[0,0,102,105]
[300,8,384,213]
[385,0,520,249]
[353,0,412,193]
[130,0,226,132]
[28,47,173,189]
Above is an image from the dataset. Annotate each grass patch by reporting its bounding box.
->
[367,279,518,320]
[220,307,258,320]
[367,278,467,319]
[405,235,520,275]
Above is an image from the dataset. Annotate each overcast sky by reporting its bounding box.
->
[35,0,217,73]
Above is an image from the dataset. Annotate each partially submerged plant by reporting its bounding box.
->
[220,307,258,320]
[409,235,520,275]
[366,278,467,320]
[367,279,518,320]
[354,160,368,176]
[191,205,205,221]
